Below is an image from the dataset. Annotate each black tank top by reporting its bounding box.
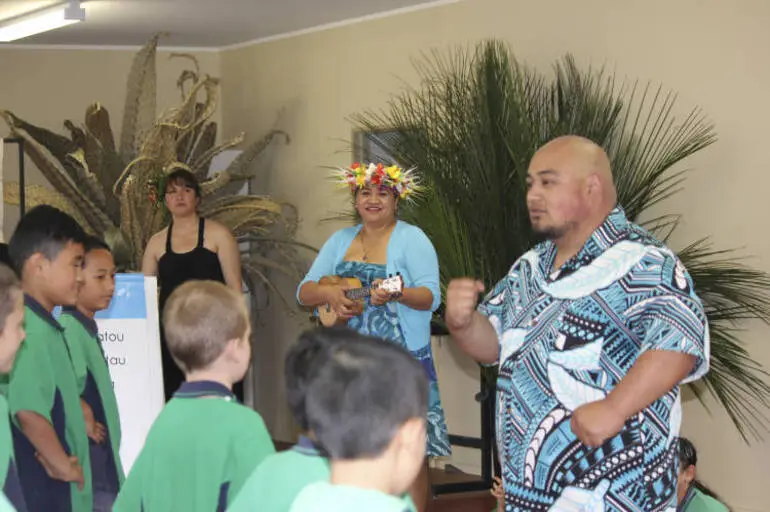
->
[157,217,225,309]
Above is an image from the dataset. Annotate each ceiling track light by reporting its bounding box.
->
[0,0,86,43]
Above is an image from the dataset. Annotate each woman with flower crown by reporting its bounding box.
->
[297,162,451,511]
[141,169,244,402]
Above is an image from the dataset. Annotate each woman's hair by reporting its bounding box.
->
[678,437,730,508]
[164,169,201,198]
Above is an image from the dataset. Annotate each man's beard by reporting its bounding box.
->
[531,222,570,242]
[532,224,564,241]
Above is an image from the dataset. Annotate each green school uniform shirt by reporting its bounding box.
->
[113,381,274,512]
[0,395,25,511]
[0,492,16,512]
[8,297,92,512]
[229,436,417,512]
[0,396,12,493]
[290,482,411,512]
[59,309,124,486]
[680,486,730,512]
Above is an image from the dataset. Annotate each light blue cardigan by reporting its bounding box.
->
[297,221,440,351]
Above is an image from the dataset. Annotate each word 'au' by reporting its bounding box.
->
[104,355,127,366]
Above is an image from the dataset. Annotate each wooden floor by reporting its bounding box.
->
[429,467,495,512]
[274,439,496,511]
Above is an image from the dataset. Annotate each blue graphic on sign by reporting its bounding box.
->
[96,273,148,320]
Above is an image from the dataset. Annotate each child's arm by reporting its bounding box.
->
[16,411,84,489]
[80,398,106,443]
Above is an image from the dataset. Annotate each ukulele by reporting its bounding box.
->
[316,273,404,327]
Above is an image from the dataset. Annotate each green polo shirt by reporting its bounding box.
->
[290,482,411,512]
[228,436,330,512]
[681,486,730,512]
[0,491,16,512]
[229,436,417,512]
[0,396,25,511]
[8,296,92,512]
[60,308,124,493]
[113,380,274,512]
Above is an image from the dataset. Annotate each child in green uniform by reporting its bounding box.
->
[289,327,428,512]
[230,329,417,512]
[0,265,28,511]
[113,280,274,512]
[59,236,123,512]
[7,205,91,512]
[678,438,730,512]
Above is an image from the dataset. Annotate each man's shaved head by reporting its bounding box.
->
[526,135,617,242]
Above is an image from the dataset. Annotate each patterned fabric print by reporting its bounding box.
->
[478,207,709,512]
[336,261,451,457]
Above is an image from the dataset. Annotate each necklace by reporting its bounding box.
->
[359,231,369,262]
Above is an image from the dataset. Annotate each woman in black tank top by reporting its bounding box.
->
[141,170,245,402]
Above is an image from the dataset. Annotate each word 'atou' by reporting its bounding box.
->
[99,331,125,343]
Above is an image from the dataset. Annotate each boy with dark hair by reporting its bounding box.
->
[230,327,417,511]
[7,205,91,512]
[289,327,428,512]
[113,280,274,511]
[59,235,123,512]
[0,264,28,511]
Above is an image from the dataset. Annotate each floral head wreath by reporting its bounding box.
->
[146,172,169,210]
[332,162,423,201]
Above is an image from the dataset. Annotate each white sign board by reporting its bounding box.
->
[94,273,164,476]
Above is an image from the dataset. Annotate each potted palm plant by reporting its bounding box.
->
[352,40,770,444]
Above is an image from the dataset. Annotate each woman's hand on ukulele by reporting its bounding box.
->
[322,284,357,317]
[370,279,391,306]
[370,279,399,306]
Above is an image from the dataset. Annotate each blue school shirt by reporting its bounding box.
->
[297,221,440,351]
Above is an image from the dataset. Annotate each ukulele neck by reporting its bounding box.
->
[345,287,371,300]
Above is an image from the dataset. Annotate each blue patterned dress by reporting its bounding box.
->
[478,207,709,511]
[335,260,451,457]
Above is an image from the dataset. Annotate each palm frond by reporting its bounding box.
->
[352,39,769,440]
[120,33,159,161]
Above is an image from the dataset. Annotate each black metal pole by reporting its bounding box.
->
[2,138,25,216]
[17,139,24,216]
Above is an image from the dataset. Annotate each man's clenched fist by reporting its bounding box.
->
[445,278,485,332]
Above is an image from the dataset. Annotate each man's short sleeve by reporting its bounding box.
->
[632,255,709,384]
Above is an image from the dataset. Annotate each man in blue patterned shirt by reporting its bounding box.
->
[446,136,709,511]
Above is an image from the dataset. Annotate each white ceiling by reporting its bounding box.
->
[0,0,456,49]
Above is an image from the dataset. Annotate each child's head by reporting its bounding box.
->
[0,264,24,373]
[163,280,250,381]
[285,329,337,433]
[78,236,116,314]
[8,205,85,307]
[303,327,428,495]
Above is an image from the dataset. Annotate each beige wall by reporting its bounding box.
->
[220,1,770,511]
[0,46,221,236]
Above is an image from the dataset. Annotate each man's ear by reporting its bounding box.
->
[586,173,602,197]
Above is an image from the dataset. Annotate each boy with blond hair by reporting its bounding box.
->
[113,280,274,511]
[0,264,28,511]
